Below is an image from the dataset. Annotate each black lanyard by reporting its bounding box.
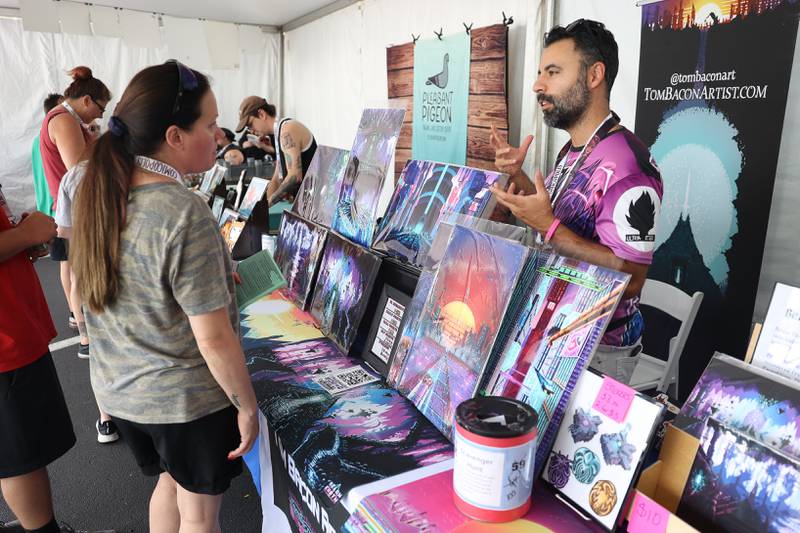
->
[547,112,620,207]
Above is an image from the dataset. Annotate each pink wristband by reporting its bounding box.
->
[545,218,561,244]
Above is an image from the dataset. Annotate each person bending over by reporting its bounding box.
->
[236,96,317,205]
[39,67,109,338]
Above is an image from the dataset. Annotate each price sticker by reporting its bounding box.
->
[628,491,668,533]
[592,375,635,423]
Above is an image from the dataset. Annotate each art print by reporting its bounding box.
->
[238,177,269,219]
[200,163,226,193]
[484,253,630,475]
[372,159,507,266]
[211,195,225,222]
[677,418,800,532]
[310,232,381,352]
[293,146,350,227]
[331,108,405,247]
[393,226,529,439]
[218,207,238,229]
[542,370,662,530]
[674,353,800,460]
[274,211,328,310]
[386,269,435,388]
[245,337,452,510]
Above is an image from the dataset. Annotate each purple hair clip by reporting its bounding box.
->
[108,116,127,137]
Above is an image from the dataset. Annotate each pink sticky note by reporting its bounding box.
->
[628,492,669,533]
[592,376,636,423]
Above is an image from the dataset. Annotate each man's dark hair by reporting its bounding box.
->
[43,93,63,114]
[257,102,276,118]
[221,127,235,143]
[544,19,619,95]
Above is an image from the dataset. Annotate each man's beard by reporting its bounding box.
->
[538,77,590,130]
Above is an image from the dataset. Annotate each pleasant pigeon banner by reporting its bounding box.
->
[634,0,799,396]
[412,32,470,165]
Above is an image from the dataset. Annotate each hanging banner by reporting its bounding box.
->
[412,32,471,165]
[634,1,799,394]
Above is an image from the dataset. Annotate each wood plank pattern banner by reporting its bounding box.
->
[386,24,509,181]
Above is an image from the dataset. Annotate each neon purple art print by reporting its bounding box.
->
[372,159,507,266]
[678,418,800,532]
[243,337,452,511]
[393,226,529,439]
[274,211,328,310]
[332,108,405,247]
[310,232,381,352]
[484,253,629,475]
[675,353,800,460]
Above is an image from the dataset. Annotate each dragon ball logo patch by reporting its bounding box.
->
[612,186,660,253]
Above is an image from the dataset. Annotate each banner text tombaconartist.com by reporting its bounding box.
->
[643,69,768,101]
[643,85,768,101]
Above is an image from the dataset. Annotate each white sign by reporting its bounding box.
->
[312,366,379,395]
[370,297,406,363]
[752,282,800,381]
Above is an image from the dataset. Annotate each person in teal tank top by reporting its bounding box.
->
[32,94,63,216]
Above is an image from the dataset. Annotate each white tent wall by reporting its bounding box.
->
[0,16,280,215]
[753,34,800,322]
[550,1,641,167]
[554,0,800,323]
[282,0,546,213]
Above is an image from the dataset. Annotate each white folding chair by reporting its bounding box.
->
[628,279,703,397]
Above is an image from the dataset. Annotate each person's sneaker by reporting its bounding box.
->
[59,521,116,533]
[96,419,119,444]
[78,343,90,359]
[68,312,78,329]
[0,520,23,532]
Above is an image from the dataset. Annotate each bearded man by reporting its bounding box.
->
[491,19,664,383]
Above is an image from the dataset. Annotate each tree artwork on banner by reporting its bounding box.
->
[634,0,800,398]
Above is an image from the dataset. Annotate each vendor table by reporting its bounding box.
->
[240,291,604,532]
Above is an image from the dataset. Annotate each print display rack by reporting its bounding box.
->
[234,106,698,532]
[240,290,609,533]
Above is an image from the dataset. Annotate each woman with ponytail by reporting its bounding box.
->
[71,61,257,532]
[39,66,110,353]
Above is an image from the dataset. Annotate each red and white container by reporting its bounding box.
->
[453,396,538,522]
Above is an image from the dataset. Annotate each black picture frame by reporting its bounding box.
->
[351,257,420,376]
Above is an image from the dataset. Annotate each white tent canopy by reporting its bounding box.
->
[0,0,338,26]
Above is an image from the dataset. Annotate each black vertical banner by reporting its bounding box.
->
[634,1,799,397]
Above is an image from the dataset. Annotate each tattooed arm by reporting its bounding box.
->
[266,159,281,199]
[268,122,305,205]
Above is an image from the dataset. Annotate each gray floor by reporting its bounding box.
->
[0,259,262,532]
